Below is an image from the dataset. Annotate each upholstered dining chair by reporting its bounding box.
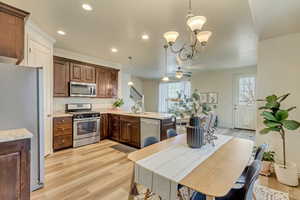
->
[236,143,268,185]
[191,160,262,200]
[143,136,160,200]
[167,128,178,138]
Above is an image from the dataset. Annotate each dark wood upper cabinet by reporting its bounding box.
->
[0,139,31,200]
[70,62,96,83]
[53,57,70,97]
[70,62,84,82]
[0,2,29,64]
[96,67,108,98]
[53,56,118,98]
[110,70,118,98]
[83,65,96,83]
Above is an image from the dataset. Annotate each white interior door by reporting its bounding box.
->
[234,75,256,130]
[28,38,53,156]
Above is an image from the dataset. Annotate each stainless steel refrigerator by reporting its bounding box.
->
[0,64,44,191]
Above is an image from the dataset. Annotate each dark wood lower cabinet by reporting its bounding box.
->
[53,117,73,151]
[0,139,30,200]
[109,114,120,141]
[120,116,140,148]
[100,114,109,139]
[161,118,177,140]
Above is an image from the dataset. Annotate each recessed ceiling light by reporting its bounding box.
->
[57,30,66,35]
[82,3,93,11]
[142,34,149,40]
[111,48,118,53]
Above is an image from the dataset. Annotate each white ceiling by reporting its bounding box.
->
[4,0,258,78]
[249,0,300,41]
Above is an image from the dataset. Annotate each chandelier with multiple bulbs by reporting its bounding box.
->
[162,0,212,81]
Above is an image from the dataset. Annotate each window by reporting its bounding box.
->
[238,76,256,105]
[159,81,191,113]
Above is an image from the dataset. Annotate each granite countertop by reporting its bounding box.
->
[0,128,33,143]
[53,109,173,120]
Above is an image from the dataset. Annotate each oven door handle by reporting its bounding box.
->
[74,117,100,122]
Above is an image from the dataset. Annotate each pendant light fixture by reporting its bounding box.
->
[162,45,169,82]
[163,0,212,62]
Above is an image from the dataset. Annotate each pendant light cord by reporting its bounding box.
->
[164,46,168,75]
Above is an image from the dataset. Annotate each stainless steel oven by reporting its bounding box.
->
[70,81,96,97]
[66,104,101,148]
[73,116,100,140]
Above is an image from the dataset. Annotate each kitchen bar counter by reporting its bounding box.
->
[53,109,173,120]
[0,128,33,143]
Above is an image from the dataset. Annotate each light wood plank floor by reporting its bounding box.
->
[32,139,300,200]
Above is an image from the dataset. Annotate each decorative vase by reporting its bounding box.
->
[186,117,204,148]
[274,162,299,186]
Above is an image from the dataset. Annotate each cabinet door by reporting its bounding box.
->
[83,65,96,83]
[109,115,120,141]
[0,139,30,200]
[53,58,69,97]
[96,68,107,97]
[70,62,84,82]
[110,70,118,98]
[100,114,109,139]
[0,11,25,64]
[130,122,141,148]
[120,120,131,143]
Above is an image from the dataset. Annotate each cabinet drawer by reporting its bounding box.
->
[120,116,140,124]
[53,127,72,136]
[53,135,73,150]
[54,117,72,126]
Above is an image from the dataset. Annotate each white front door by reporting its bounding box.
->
[28,38,53,156]
[233,75,256,130]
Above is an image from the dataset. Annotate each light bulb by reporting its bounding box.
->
[162,76,169,82]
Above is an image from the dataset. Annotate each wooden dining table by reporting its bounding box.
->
[127,134,254,200]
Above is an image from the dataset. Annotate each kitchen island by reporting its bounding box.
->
[53,110,176,149]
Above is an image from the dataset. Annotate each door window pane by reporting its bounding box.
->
[239,77,256,105]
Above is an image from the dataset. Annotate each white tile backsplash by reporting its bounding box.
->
[53,97,115,112]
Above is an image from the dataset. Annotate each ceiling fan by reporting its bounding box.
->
[168,66,192,79]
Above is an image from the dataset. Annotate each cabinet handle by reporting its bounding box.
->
[62,139,65,143]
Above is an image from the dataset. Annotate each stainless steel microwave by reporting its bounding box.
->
[70,81,96,97]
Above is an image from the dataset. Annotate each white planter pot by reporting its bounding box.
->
[274,162,299,186]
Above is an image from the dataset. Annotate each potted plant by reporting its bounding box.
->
[112,98,124,110]
[258,93,300,186]
[260,151,275,176]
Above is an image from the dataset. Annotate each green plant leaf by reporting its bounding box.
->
[266,95,277,103]
[277,93,290,102]
[266,101,280,109]
[263,120,281,128]
[261,111,278,121]
[259,106,269,110]
[275,110,289,121]
[282,120,300,130]
[260,128,272,134]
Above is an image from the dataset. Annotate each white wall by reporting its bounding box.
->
[53,48,126,112]
[191,66,257,128]
[256,33,300,173]
[143,79,160,112]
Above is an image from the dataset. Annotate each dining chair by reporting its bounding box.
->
[190,160,262,200]
[167,128,178,138]
[144,136,159,147]
[143,136,160,200]
[236,144,268,185]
